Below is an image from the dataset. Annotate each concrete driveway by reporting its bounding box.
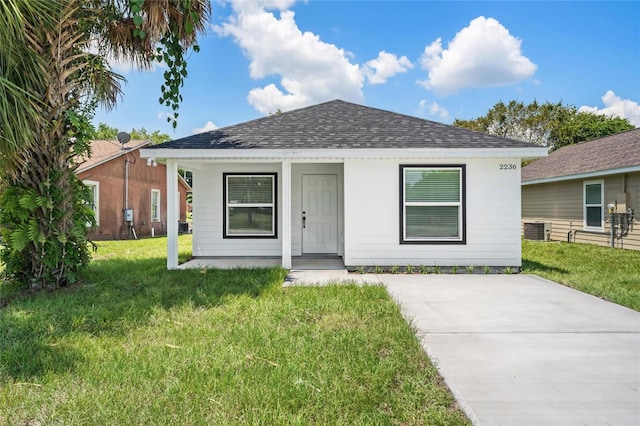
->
[383,274,640,426]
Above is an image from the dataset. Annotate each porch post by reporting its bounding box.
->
[166,159,179,270]
[281,160,292,269]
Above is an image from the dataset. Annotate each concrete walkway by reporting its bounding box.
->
[382,274,640,426]
[283,270,640,424]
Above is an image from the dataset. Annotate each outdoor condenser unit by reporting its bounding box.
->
[524,222,552,241]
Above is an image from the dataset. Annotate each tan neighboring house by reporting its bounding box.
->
[77,139,190,240]
[521,128,639,249]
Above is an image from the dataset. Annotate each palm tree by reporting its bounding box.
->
[0,0,210,289]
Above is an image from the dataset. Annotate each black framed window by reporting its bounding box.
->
[400,165,466,244]
[223,173,277,238]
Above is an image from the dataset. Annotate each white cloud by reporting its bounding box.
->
[105,55,137,74]
[234,0,297,13]
[157,110,178,126]
[417,99,449,120]
[192,121,219,134]
[428,102,449,120]
[579,90,640,127]
[419,16,537,95]
[216,0,364,114]
[157,110,171,120]
[362,51,413,85]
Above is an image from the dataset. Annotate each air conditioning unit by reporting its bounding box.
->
[524,222,552,241]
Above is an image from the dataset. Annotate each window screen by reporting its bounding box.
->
[401,166,465,243]
[584,181,603,229]
[224,174,276,237]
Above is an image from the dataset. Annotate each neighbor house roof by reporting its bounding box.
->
[76,139,191,190]
[146,100,539,151]
[522,128,640,184]
[76,139,151,173]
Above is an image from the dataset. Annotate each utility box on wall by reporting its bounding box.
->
[614,192,630,213]
[123,208,134,222]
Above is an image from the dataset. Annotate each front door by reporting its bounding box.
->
[302,174,338,254]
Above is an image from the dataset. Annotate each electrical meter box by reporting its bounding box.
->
[615,192,630,213]
[123,208,134,222]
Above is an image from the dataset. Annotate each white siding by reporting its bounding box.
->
[343,158,522,267]
[192,163,282,257]
[191,158,523,265]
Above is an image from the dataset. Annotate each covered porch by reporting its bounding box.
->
[163,159,345,270]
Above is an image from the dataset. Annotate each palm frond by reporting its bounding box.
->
[0,0,59,175]
[98,0,212,70]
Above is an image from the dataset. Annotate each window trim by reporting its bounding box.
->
[399,165,466,245]
[223,172,278,239]
[151,188,161,222]
[583,179,604,231]
[83,179,99,226]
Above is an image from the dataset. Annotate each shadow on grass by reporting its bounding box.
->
[521,259,569,275]
[0,256,287,381]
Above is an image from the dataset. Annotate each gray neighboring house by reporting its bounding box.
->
[522,128,640,249]
[141,100,546,269]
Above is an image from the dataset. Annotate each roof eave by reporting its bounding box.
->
[522,164,640,185]
[178,174,192,190]
[141,147,548,161]
[77,140,152,174]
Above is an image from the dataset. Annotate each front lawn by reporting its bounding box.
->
[0,235,469,425]
[522,239,640,311]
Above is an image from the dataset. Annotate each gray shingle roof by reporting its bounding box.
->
[148,100,538,150]
[522,128,640,182]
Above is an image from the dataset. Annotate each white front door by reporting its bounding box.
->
[302,174,338,254]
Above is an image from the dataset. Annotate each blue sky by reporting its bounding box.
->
[94,0,640,139]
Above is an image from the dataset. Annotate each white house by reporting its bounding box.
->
[141,100,546,270]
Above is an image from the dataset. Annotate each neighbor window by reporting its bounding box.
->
[583,180,603,230]
[151,189,161,222]
[83,180,99,226]
[400,165,465,244]
[224,173,277,238]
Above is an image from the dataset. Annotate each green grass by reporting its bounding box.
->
[522,239,640,311]
[6,235,636,423]
[0,235,468,425]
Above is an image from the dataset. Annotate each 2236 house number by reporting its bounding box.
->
[499,163,517,170]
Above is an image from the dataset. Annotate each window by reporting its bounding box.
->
[151,189,161,222]
[583,180,603,230]
[400,165,465,244]
[224,173,276,238]
[83,180,99,226]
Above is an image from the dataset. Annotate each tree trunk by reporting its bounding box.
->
[0,2,92,289]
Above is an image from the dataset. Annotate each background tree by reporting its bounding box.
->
[0,0,210,290]
[550,112,634,150]
[95,122,171,144]
[94,122,190,185]
[454,100,634,150]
